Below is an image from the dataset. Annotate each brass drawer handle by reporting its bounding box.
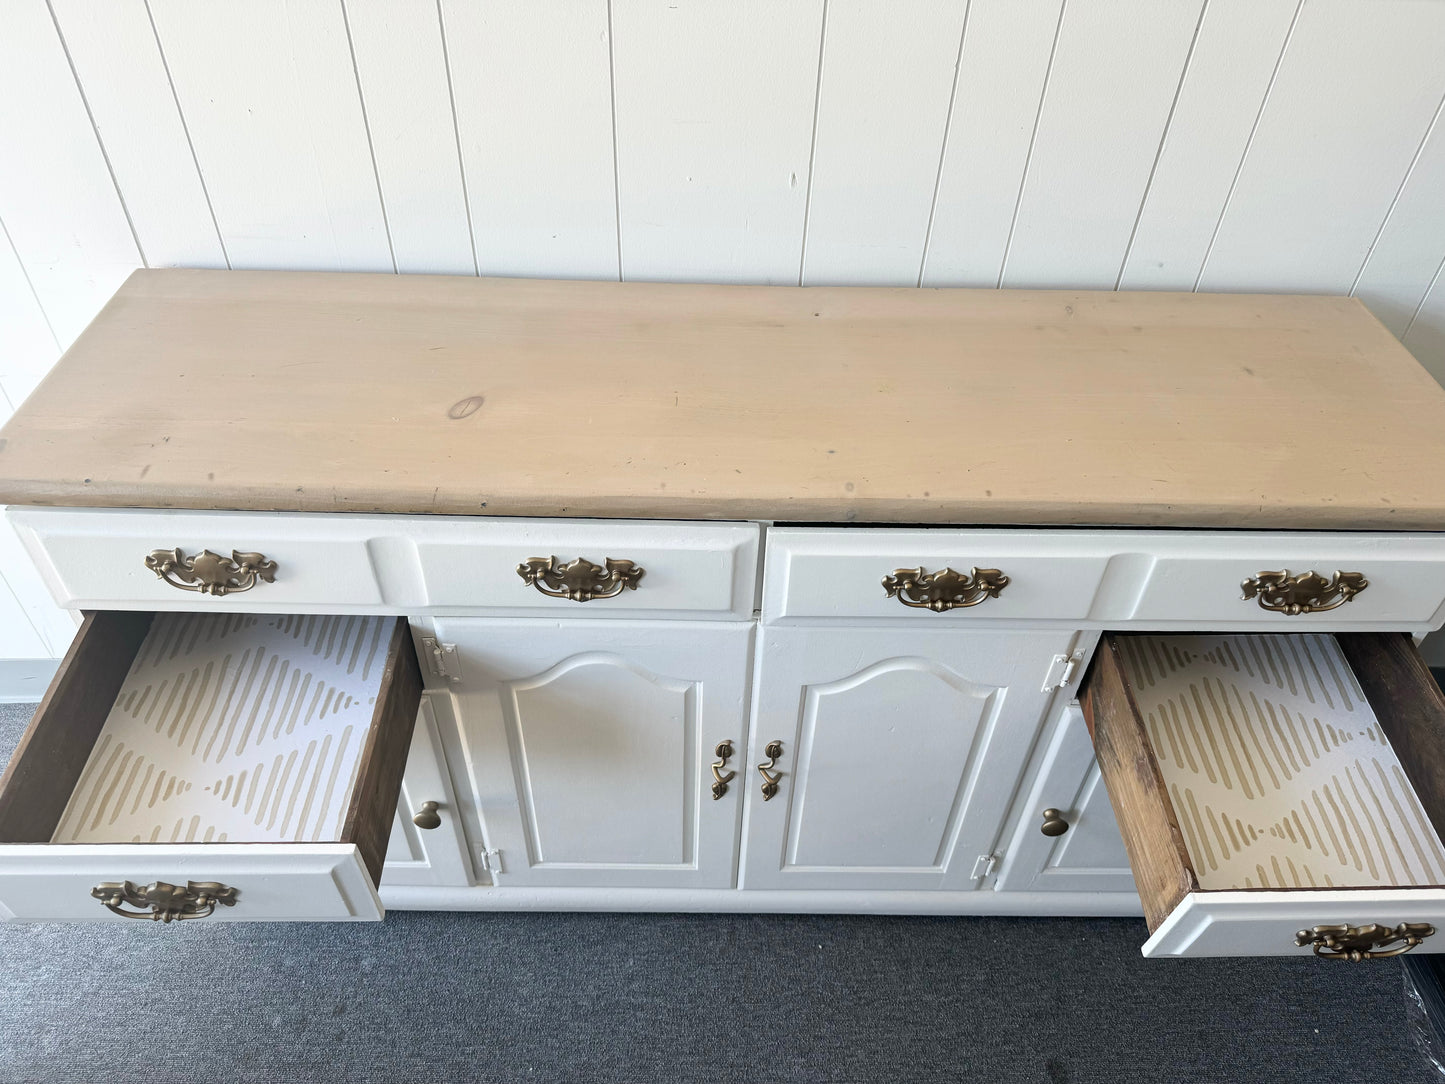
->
[882,566,1009,611]
[412,801,442,830]
[516,556,645,602]
[711,741,737,800]
[757,740,784,801]
[145,548,277,596]
[1295,922,1434,960]
[1241,569,1368,615]
[92,879,238,923]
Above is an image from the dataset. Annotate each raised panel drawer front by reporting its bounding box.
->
[765,527,1445,632]
[1083,631,1445,958]
[0,609,422,922]
[8,508,759,619]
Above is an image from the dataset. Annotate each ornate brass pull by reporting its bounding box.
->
[91,879,238,922]
[757,740,784,801]
[1241,569,1368,615]
[1295,922,1434,960]
[516,556,645,602]
[145,548,277,596]
[412,801,442,830]
[1040,808,1070,837]
[882,566,1009,612]
[711,741,737,800]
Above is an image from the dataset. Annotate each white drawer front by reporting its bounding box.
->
[412,519,759,618]
[1127,533,1445,627]
[764,528,1113,624]
[10,509,759,619]
[767,527,1445,631]
[13,509,386,611]
[0,844,382,921]
[1143,889,1445,958]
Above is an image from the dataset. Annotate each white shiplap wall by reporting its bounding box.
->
[2,0,1445,670]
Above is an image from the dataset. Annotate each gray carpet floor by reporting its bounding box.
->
[0,701,1437,1084]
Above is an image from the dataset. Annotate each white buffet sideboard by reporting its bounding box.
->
[2,270,1445,961]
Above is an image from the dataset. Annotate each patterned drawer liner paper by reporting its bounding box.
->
[51,613,393,845]
[1115,634,1445,891]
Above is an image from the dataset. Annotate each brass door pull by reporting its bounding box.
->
[882,566,1009,611]
[412,801,442,829]
[1241,570,1368,615]
[1039,808,1070,837]
[757,740,784,801]
[1295,922,1434,960]
[145,548,277,596]
[92,879,238,922]
[517,556,644,602]
[711,741,737,800]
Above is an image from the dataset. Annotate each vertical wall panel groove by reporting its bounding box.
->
[0,0,141,348]
[48,0,227,270]
[1196,0,1445,294]
[1118,0,1299,292]
[344,0,472,274]
[998,0,1207,289]
[612,0,822,284]
[801,0,971,286]
[440,0,618,280]
[1353,89,1445,338]
[146,0,392,271]
[1111,0,1212,291]
[338,0,399,276]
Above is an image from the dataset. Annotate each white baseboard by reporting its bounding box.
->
[379,883,1146,917]
[0,658,58,702]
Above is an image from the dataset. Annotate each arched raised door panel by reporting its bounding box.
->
[505,652,698,868]
[743,627,1079,892]
[785,658,1000,871]
[433,619,753,890]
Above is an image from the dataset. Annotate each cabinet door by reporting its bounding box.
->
[381,696,474,888]
[995,703,1137,895]
[742,626,1078,891]
[435,619,752,889]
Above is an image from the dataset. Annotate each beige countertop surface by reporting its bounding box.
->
[0,268,1442,530]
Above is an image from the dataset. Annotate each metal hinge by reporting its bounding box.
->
[971,853,999,880]
[420,637,461,684]
[1042,650,1085,692]
[476,848,503,875]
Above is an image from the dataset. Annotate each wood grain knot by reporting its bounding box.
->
[447,395,485,420]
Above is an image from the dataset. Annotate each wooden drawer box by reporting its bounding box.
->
[10,508,759,620]
[0,609,421,922]
[1082,630,1445,958]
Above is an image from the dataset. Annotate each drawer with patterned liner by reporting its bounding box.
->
[1082,630,1445,958]
[0,609,421,922]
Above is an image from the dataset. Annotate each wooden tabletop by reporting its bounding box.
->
[1,269,1443,530]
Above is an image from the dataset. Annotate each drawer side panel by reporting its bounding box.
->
[1081,637,1198,930]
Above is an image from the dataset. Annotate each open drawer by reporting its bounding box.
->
[0,609,421,922]
[1083,630,1445,958]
